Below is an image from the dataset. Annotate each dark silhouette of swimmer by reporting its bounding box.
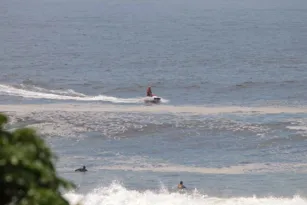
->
[177,181,186,189]
[75,166,87,172]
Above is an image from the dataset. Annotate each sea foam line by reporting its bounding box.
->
[1,103,307,115]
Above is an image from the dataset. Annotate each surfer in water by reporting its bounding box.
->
[177,181,186,189]
[146,86,153,97]
[75,166,87,172]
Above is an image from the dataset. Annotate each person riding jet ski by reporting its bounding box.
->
[146,86,153,97]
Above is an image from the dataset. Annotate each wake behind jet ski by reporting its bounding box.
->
[144,86,161,104]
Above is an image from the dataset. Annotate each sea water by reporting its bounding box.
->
[1,0,307,204]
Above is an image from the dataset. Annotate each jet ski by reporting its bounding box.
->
[144,95,161,104]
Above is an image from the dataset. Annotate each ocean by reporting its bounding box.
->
[1,0,307,204]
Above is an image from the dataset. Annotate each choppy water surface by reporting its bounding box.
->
[1,0,307,204]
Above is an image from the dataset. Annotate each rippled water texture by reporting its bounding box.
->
[1,0,307,204]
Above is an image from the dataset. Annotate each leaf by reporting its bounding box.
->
[0,114,76,205]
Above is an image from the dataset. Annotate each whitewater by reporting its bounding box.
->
[64,182,307,205]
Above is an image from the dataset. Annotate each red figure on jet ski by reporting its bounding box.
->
[146,86,153,97]
[144,86,161,104]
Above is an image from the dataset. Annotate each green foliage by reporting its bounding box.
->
[0,113,75,205]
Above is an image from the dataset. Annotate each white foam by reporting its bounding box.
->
[64,182,307,205]
[1,103,307,115]
[285,119,307,136]
[0,84,166,104]
[19,84,86,97]
[287,126,307,131]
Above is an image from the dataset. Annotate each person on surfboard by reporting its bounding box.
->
[75,166,87,172]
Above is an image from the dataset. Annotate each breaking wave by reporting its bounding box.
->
[0,84,168,104]
[64,182,307,205]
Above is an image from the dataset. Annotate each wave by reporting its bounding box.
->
[232,80,302,90]
[64,182,307,205]
[1,103,307,115]
[4,109,270,139]
[0,84,168,104]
